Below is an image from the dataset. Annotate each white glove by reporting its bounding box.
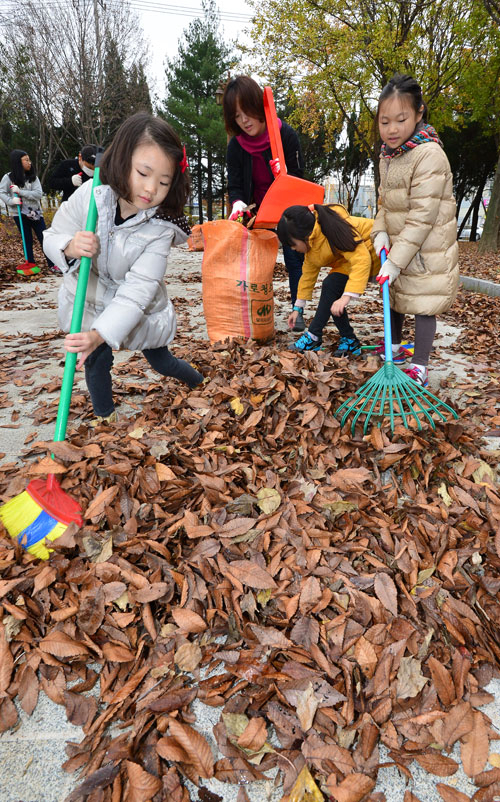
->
[377,258,400,286]
[71,174,83,187]
[10,184,20,194]
[373,231,390,257]
[229,200,250,221]
[11,197,22,205]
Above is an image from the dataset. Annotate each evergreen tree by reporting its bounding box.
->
[128,64,152,116]
[161,0,232,221]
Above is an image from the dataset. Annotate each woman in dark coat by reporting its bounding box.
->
[222,75,306,331]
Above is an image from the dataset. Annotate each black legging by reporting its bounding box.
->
[391,311,436,366]
[13,214,55,267]
[308,272,356,340]
[84,342,203,417]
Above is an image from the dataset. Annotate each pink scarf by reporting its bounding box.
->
[236,120,283,206]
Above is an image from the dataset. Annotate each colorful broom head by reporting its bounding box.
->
[0,477,82,560]
[16,261,41,276]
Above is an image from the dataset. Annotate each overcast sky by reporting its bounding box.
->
[132,0,254,97]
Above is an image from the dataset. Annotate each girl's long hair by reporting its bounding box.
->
[9,149,36,187]
[277,204,361,253]
[99,112,190,217]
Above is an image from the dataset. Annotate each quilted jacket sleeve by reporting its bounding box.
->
[42,182,89,270]
[17,177,43,202]
[92,228,175,349]
[386,146,447,272]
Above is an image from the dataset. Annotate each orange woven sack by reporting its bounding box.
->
[187,224,204,251]
[201,220,278,344]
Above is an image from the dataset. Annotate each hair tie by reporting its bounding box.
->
[180,145,188,174]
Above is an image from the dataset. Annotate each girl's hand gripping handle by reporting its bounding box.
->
[376,249,393,364]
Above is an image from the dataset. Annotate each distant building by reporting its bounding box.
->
[324,171,377,218]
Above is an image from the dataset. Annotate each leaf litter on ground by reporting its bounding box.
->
[0,232,499,801]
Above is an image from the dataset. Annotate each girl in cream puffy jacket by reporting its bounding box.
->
[43,113,202,423]
[371,74,459,388]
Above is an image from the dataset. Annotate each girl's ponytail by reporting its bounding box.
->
[278,204,362,253]
[315,205,362,253]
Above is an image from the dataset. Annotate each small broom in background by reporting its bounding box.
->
[12,189,41,276]
[0,157,103,559]
[335,249,458,435]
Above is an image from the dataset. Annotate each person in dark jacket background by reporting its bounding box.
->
[223,75,306,331]
[47,144,98,202]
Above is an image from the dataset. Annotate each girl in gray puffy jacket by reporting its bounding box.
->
[0,149,58,272]
[43,113,203,424]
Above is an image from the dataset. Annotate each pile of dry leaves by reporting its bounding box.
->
[1,331,500,802]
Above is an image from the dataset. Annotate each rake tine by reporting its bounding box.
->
[392,369,433,429]
[390,375,416,431]
[403,379,439,427]
[353,382,385,434]
[362,381,388,434]
[397,370,454,424]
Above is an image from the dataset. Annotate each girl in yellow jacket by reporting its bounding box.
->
[277,203,379,355]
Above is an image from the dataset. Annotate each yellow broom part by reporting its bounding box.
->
[27,521,68,560]
[0,491,41,538]
[0,490,69,561]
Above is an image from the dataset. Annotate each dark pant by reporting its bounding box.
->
[308,272,356,341]
[13,214,55,267]
[390,311,436,366]
[282,245,304,306]
[84,342,203,417]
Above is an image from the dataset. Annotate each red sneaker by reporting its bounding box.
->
[404,365,428,387]
[375,341,408,363]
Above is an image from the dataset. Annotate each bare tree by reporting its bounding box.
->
[0,0,150,177]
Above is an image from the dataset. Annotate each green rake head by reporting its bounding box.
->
[335,360,458,435]
[334,250,458,435]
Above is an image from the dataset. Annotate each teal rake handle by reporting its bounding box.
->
[14,194,29,261]
[53,164,102,443]
[379,249,393,363]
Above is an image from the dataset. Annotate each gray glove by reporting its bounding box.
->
[71,174,83,187]
[377,257,400,286]
[373,231,390,257]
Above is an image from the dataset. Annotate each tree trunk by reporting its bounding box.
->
[197,139,203,224]
[206,150,213,221]
[457,202,474,239]
[478,150,500,252]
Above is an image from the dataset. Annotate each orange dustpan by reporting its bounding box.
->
[253,87,325,229]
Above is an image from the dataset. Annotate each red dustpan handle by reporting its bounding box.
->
[263,87,287,173]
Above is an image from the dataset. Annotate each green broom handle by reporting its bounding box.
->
[53,163,102,443]
[14,194,29,261]
[380,249,393,364]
